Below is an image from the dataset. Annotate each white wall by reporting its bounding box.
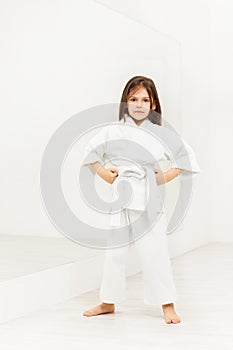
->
[0,0,183,249]
[137,0,211,250]
[3,0,230,251]
[97,0,211,252]
[100,0,233,243]
[209,0,233,241]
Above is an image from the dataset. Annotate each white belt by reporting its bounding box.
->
[109,165,164,227]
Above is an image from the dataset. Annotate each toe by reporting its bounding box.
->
[83,310,93,316]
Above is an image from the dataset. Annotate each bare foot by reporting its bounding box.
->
[83,302,115,317]
[162,303,181,324]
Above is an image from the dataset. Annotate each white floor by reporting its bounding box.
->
[0,242,232,350]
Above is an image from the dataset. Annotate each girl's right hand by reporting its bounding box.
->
[97,167,118,184]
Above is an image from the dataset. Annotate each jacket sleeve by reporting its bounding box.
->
[161,134,201,177]
[81,125,110,167]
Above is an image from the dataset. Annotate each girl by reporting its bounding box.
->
[82,76,201,323]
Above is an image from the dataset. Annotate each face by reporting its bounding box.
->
[127,86,156,124]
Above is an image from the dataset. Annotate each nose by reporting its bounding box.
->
[137,100,142,107]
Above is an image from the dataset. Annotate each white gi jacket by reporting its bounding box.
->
[81,114,201,227]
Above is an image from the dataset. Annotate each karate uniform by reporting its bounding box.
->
[82,114,201,305]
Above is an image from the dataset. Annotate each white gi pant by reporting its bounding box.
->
[99,208,177,306]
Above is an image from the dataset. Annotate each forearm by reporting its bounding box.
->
[89,161,104,174]
[164,168,184,183]
[89,161,118,184]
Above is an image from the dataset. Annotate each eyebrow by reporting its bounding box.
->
[129,96,150,98]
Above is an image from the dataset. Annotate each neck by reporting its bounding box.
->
[130,116,148,127]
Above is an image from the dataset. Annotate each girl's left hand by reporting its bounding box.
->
[154,169,166,185]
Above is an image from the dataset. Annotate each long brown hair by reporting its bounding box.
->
[119,75,162,125]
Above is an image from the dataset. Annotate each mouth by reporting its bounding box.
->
[135,110,144,113]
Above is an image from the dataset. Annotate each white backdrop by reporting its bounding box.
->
[0,0,182,241]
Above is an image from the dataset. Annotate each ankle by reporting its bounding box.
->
[162,303,174,307]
